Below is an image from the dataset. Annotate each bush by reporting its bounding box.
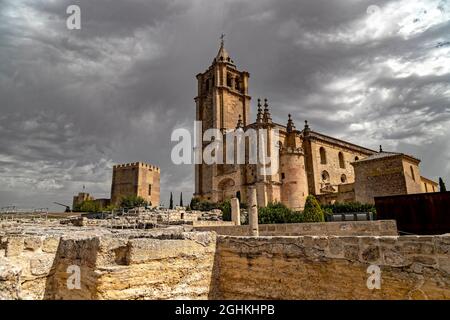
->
[302,195,325,222]
[103,204,118,212]
[258,202,303,224]
[220,200,231,221]
[75,200,101,213]
[321,202,376,214]
[189,198,220,211]
[120,195,149,209]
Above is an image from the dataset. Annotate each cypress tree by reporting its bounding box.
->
[180,192,183,207]
[439,177,447,192]
[169,192,174,209]
[302,195,325,222]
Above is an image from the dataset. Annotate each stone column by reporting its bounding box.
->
[248,187,259,236]
[231,197,241,226]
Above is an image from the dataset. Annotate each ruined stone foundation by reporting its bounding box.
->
[1,223,449,300]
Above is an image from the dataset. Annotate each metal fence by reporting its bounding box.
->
[0,206,48,221]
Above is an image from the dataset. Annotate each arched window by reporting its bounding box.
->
[227,74,232,87]
[321,170,330,182]
[410,166,415,181]
[320,147,327,164]
[339,152,345,169]
[355,156,359,161]
[235,77,241,91]
[341,174,347,183]
[424,183,428,192]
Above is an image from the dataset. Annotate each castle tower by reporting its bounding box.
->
[194,38,251,200]
[111,162,160,207]
[280,115,309,210]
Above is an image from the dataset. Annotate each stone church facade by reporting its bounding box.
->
[194,41,437,209]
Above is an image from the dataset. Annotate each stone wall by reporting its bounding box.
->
[2,223,449,300]
[194,220,398,237]
[213,235,450,299]
[305,139,370,195]
[45,232,216,300]
[0,233,61,299]
[111,162,160,206]
[0,228,216,300]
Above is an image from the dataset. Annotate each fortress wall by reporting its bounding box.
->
[194,220,398,237]
[214,235,450,300]
[0,234,61,299]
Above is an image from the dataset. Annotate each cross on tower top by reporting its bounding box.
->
[220,33,225,46]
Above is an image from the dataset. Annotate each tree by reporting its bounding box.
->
[180,192,183,207]
[120,195,148,209]
[220,200,231,221]
[169,192,174,209]
[302,195,325,222]
[258,202,302,224]
[77,200,101,213]
[439,177,447,192]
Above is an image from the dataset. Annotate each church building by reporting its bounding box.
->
[194,40,437,209]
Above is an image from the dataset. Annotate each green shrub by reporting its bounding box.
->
[190,198,219,211]
[120,195,149,209]
[302,195,325,222]
[220,200,231,221]
[258,202,303,224]
[75,200,101,213]
[321,202,376,214]
[103,204,118,212]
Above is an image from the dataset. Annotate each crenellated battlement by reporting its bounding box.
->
[113,162,160,172]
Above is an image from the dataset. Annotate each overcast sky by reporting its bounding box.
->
[1,0,449,211]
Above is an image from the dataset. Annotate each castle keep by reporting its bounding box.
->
[194,41,437,209]
[111,162,160,206]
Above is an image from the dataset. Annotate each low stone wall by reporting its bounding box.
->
[2,223,449,300]
[192,221,235,227]
[194,220,398,237]
[213,235,450,299]
[0,227,216,300]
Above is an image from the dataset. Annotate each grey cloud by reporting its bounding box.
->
[0,0,449,210]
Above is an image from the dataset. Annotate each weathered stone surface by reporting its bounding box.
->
[194,220,398,237]
[30,255,54,276]
[6,237,24,257]
[42,237,59,253]
[214,235,450,300]
[24,236,43,251]
[0,258,21,300]
[1,223,449,300]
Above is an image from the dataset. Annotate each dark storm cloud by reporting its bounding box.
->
[0,0,449,210]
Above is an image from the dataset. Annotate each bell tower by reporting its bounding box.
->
[195,37,251,132]
[194,37,251,199]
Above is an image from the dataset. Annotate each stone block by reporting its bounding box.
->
[30,255,55,276]
[344,245,359,261]
[6,237,24,257]
[24,236,43,251]
[42,237,60,253]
